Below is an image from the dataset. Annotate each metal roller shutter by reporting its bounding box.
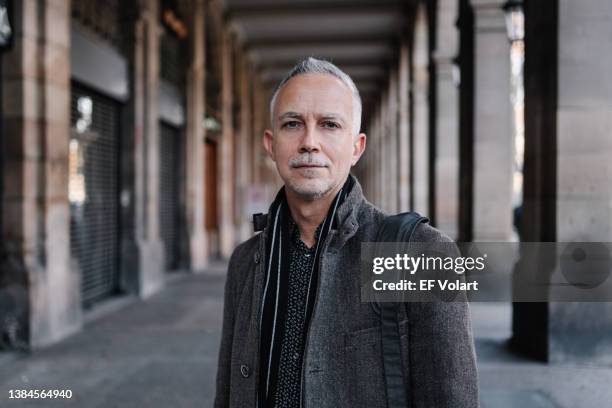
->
[69,85,120,307]
[159,123,181,271]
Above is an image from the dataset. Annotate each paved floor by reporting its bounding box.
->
[0,265,227,408]
[1,266,612,407]
[472,303,612,408]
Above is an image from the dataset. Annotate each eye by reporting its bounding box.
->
[282,121,302,129]
[322,121,340,129]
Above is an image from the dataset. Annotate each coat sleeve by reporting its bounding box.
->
[213,247,242,408]
[405,298,479,407]
[403,224,479,408]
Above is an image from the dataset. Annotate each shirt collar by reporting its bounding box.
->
[287,215,322,251]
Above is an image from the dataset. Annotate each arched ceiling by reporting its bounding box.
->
[222,0,409,123]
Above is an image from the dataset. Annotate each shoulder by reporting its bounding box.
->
[357,201,454,244]
[412,221,461,258]
[354,199,387,236]
[228,233,261,269]
[412,222,455,244]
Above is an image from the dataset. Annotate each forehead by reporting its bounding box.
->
[275,74,353,117]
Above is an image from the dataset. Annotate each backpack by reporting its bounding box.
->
[375,212,429,408]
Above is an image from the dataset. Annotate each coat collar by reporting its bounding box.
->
[255,174,366,247]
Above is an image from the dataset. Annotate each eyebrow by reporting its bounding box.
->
[277,112,347,123]
[319,113,346,123]
[278,112,302,121]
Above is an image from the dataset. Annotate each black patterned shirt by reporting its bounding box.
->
[272,219,321,407]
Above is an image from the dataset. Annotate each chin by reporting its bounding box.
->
[286,178,335,200]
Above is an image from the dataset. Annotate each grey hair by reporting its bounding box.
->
[269,57,362,136]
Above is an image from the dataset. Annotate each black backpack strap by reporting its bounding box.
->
[376,212,429,408]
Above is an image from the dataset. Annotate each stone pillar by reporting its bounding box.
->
[412,4,430,216]
[470,0,513,241]
[185,0,208,271]
[509,0,557,361]
[252,80,264,185]
[372,111,380,205]
[367,116,377,201]
[384,76,392,212]
[398,41,411,212]
[219,27,235,258]
[237,52,252,242]
[375,98,385,210]
[1,0,80,348]
[121,0,165,297]
[387,68,399,213]
[377,95,385,210]
[363,117,372,200]
[457,0,475,242]
[433,0,460,239]
[549,0,612,365]
[138,0,164,295]
[378,104,384,208]
[367,112,374,203]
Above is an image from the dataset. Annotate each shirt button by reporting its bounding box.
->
[240,364,251,378]
[293,352,300,360]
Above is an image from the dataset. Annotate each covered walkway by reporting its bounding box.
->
[2,1,612,405]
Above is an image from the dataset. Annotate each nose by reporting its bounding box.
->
[298,125,320,153]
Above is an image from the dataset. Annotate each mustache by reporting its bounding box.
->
[289,154,330,168]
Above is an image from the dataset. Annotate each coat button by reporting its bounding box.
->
[254,252,261,264]
[240,364,251,378]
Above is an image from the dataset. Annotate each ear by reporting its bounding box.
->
[350,133,367,166]
[263,129,276,162]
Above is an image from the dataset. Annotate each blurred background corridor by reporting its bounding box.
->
[1,0,612,406]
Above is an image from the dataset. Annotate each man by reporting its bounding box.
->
[214,58,478,408]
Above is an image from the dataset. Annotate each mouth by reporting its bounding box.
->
[294,164,326,168]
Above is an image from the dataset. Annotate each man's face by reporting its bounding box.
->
[263,74,366,201]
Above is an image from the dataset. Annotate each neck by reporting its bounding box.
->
[285,184,343,248]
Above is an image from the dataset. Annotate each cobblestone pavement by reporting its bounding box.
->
[1,268,611,407]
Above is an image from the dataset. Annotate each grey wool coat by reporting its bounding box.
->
[214,177,479,408]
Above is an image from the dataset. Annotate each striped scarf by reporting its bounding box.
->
[257,176,354,407]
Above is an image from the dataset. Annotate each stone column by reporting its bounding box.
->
[219,27,235,258]
[398,41,411,212]
[510,0,557,361]
[411,6,430,215]
[252,80,265,186]
[412,4,430,216]
[366,117,377,201]
[433,0,460,239]
[470,0,513,241]
[381,91,389,211]
[363,116,372,200]
[185,0,208,271]
[387,68,399,213]
[367,112,374,203]
[136,0,165,296]
[378,104,384,208]
[549,0,612,364]
[237,52,252,242]
[1,0,80,348]
[379,97,388,211]
[120,0,165,297]
[370,108,380,206]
